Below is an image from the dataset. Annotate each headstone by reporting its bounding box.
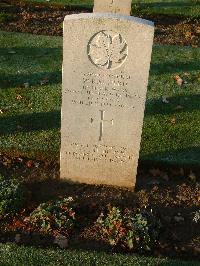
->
[61,12,154,188]
[93,0,132,15]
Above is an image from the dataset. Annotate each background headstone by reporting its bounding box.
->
[61,13,154,188]
[93,0,132,15]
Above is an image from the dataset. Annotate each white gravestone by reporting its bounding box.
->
[61,13,154,188]
[93,0,132,15]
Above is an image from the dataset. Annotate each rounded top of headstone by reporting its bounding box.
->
[64,13,154,28]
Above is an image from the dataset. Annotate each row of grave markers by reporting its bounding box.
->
[60,0,154,188]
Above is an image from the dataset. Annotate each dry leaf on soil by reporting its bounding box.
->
[174,75,184,86]
[16,94,23,100]
[15,234,21,243]
[54,235,68,249]
[170,117,176,124]
[188,171,196,182]
[149,168,162,177]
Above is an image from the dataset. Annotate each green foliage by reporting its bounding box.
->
[97,206,161,252]
[0,13,13,23]
[27,197,76,234]
[0,175,29,215]
[193,209,200,223]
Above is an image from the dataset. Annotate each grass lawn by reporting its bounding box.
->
[0,243,199,266]
[0,30,199,166]
[21,0,200,18]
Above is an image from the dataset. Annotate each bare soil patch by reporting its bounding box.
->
[0,154,199,261]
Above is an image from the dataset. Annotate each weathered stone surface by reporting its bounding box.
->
[61,13,154,188]
[93,0,132,15]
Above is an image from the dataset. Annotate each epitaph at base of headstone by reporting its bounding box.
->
[61,13,154,188]
[93,0,132,15]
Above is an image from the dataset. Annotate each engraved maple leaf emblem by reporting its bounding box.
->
[88,31,128,70]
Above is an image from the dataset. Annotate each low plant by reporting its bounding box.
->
[0,13,13,23]
[26,197,76,235]
[96,205,161,252]
[193,209,200,223]
[0,175,29,215]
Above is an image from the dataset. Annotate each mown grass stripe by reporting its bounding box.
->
[0,31,199,165]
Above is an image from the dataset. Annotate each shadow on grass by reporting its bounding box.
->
[151,59,200,75]
[0,110,60,135]
[145,94,200,116]
[0,47,61,57]
[0,71,61,89]
[0,93,199,165]
[0,47,62,89]
[0,93,199,135]
[140,146,200,168]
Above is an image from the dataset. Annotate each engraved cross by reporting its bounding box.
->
[109,0,114,10]
[99,110,114,141]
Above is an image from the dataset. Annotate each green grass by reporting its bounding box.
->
[0,31,61,160]
[132,0,200,18]
[21,0,200,18]
[0,243,199,266]
[0,31,199,166]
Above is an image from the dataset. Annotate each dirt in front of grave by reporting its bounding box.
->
[0,0,200,47]
[0,154,199,261]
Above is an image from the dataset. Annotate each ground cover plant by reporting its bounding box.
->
[0,174,29,215]
[0,162,200,260]
[25,197,76,236]
[193,209,200,223]
[0,153,199,260]
[0,12,13,23]
[96,206,161,252]
[0,154,197,253]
